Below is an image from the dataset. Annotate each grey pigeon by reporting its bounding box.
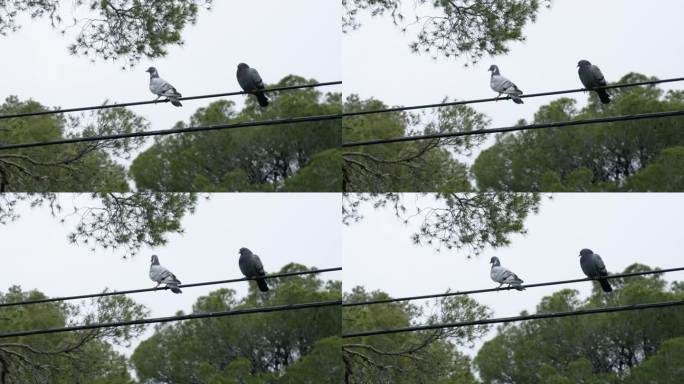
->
[489,257,525,291]
[239,247,269,292]
[236,63,269,107]
[488,65,524,104]
[578,60,611,104]
[579,248,612,292]
[149,255,182,294]
[146,67,182,107]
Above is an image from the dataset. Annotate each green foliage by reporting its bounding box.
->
[474,263,684,383]
[343,0,550,63]
[0,96,149,192]
[279,337,343,384]
[0,286,147,383]
[625,336,684,384]
[623,146,684,191]
[472,73,684,192]
[130,76,342,192]
[131,263,342,383]
[343,95,488,192]
[0,193,197,258]
[343,192,540,256]
[343,286,488,383]
[0,0,212,66]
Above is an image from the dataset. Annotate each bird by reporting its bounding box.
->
[579,248,612,292]
[238,247,269,292]
[146,67,183,107]
[489,256,525,291]
[236,63,270,107]
[149,255,182,294]
[488,65,524,104]
[577,60,611,104]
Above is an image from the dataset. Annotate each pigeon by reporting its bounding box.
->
[236,63,269,107]
[579,248,612,292]
[488,65,524,104]
[577,60,611,104]
[149,255,182,294]
[489,257,525,291]
[146,67,183,107]
[238,247,269,292]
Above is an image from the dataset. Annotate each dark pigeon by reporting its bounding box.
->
[579,248,612,292]
[578,60,611,104]
[236,63,269,107]
[239,247,269,292]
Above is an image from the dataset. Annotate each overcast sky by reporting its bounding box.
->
[343,193,684,356]
[343,0,684,162]
[0,0,341,168]
[0,193,341,356]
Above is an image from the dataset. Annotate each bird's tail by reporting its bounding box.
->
[170,100,183,107]
[598,279,613,293]
[513,279,525,291]
[256,278,269,292]
[596,89,611,104]
[255,92,270,107]
[168,283,183,294]
[512,96,524,104]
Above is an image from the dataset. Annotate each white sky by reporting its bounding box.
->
[343,0,684,164]
[0,0,341,169]
[0,193,342,356]
[343,194,684,356]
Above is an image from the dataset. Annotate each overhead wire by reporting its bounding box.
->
[0,267,342,309]
[342,266,684,307]
[342,299,684,338]
[0,299,342,339]
[341,109,684,147]
[0,113,342,151]
[0,81,342,120]
[339,76,684,119]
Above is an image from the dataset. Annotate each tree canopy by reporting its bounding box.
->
[130,75,342,192]
[131,263,342,383]
[475,263,684,383]
[343,286,489,383]
[343,0,551,63]
[0,96,147,192]
[0,285,148,383]
[0,0,213,67]
[472,73,684,192]
[0,193,197,258]
[343,95,487,192]
[343,193,540,256]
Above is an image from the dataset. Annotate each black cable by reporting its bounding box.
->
[0,113,342,151]
[0,81,342,120]
[0,267,342,309]
[0,299,342,339]
[342,109,684,147]
[342,299,684,338]
[340,77,684,118]
[342,266,684,307]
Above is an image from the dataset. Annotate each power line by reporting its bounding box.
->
[342,109,684,147]
[0,113,342,151]
[342,299,684,338]
[0,299,342,339]
[341,77,684,118]
[0,267,342,309]
[0,81,342,120]
[342,267,684,307]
